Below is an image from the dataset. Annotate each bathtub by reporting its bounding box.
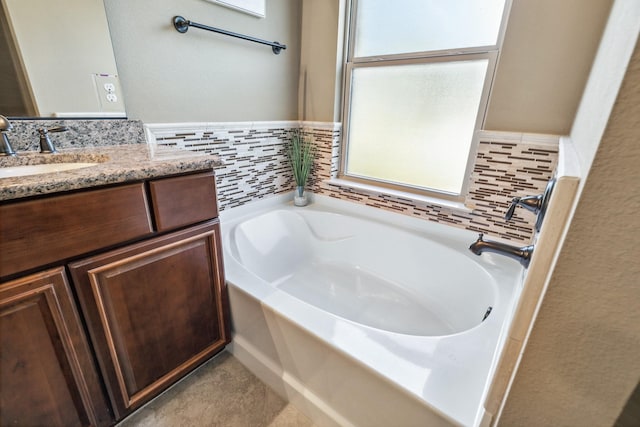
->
[220,194,523,427]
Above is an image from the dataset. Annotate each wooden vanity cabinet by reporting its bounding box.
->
[1,170,229,424]
[0,268,112,427]
[68,219,229,419]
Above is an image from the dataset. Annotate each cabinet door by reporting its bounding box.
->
[0,268,112,427]
[68,221,229,420]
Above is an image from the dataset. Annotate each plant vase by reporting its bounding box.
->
[294,185,308,207]
[288,129,316,208]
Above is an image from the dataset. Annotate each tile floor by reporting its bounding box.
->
[117,351,315,427]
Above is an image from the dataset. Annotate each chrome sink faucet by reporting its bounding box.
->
[469,233,534,267]
[0,115,17,156]
[37,126,68,153]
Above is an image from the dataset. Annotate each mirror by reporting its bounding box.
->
[0,0,126,118]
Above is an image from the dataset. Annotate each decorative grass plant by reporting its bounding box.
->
[287,129,316,198]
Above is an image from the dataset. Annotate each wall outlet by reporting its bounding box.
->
[93,74,125,113]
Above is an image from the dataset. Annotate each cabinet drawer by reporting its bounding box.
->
[149,171,218,232]
[0,184,153,278]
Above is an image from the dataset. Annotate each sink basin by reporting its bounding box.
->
[0,162,98,178]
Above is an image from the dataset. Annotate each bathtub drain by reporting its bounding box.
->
[482,306,493,322]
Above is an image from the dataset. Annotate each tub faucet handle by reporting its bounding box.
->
[504,199,519,221]
[504,195,543,221]
[504,178,556,232]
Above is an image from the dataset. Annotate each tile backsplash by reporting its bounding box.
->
[147,122,296,210]
[147,121,558,244]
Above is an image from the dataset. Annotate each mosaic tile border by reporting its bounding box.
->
[146,122,559,244]
[147,122,299,210]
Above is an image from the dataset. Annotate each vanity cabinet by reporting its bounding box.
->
[0,268,112,427]
[0,170,229,425]
[68,222,228,419]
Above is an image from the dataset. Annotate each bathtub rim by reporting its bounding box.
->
[220,193,524,426]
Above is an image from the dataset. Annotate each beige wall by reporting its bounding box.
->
[298,0,345,122]
[103,0,301,123]
[499,34,640,425]
[485,0,613,134]
[568,0,640,178]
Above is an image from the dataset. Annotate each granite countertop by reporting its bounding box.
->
[0,144,223,201]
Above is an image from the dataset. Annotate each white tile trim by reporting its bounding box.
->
[478,130,561,146]
[144,121,341,144]
[300,121,342,131]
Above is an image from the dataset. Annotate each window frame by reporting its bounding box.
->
[339,0,511,202]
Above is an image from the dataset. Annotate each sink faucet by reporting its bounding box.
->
[37,126,68,153]
[0,115,17,156]
[469,233,534,267]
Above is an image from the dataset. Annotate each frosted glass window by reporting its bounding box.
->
[341,0,507,197]
[354,0,506,57]
[346,60,488,194]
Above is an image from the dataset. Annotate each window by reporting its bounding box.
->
[341,0,508,199]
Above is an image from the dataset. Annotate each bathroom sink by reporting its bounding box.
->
[0,162,98,178]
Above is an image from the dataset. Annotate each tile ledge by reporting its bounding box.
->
[324,178,472,213]
[478,130,561,146]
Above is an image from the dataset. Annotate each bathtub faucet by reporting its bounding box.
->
[469,233,534,268]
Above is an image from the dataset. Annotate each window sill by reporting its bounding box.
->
[324,178,473,213]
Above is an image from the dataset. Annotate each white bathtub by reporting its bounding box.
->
[220,194,523,427]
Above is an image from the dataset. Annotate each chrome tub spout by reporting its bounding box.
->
[469,233,534,267]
